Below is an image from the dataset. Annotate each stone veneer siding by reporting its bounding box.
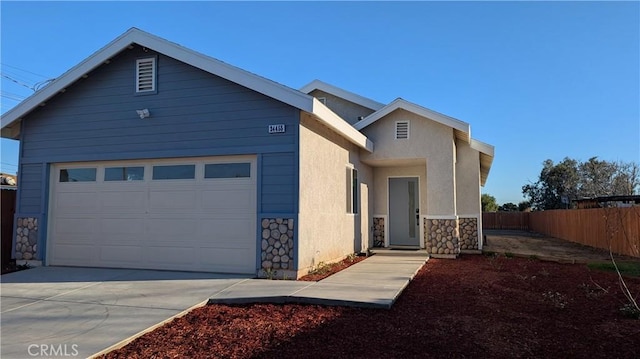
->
[459,217,479,250]
[425,218,460,255]
[373,217,385,247]
[15,217,38,260]
[260,218,294,271]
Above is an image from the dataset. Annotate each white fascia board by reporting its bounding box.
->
[311,98,374,152]
[355,98,471,142]
[135,30,314,113]
[300,79,385,111]
[470,138,495,157]
[471,138,495,186]
[1,28,315,133]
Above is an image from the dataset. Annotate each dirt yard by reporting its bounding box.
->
[102,255,640,359]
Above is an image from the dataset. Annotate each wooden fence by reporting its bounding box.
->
[1,189,17,269]
[482,212,530,230]
[483,208,640,258]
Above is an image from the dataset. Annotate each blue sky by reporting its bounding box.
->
[1,1,638,205]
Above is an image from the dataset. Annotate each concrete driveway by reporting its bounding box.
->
[1,266,251,359]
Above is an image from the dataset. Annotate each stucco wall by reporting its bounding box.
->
[360,109,456,215]
[455,140,481,215]
[298,113,372,274]
[309,89,376,125]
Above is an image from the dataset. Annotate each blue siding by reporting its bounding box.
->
[17,163,43,213]
[18,44,301,221]
[21,45,299,163]
[261,153,296,213]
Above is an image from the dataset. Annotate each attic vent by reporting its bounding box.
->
[136,57,156,93]
[395,121,409,139]
[317,97,327,105]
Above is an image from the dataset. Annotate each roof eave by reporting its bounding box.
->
[311,98,374,152]
[300,79,385,111]
[1,27,315,136]
[355,98,472,142]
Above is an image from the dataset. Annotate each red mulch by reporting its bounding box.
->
[101,255,640,359]
[298,255,367,281]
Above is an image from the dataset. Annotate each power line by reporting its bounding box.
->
[0,63,49,79]
[1,74,34,91]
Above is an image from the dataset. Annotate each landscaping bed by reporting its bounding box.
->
[102,255,640,359]
[298,254,367,281]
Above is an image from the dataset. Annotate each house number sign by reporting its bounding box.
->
[268,124,286,134]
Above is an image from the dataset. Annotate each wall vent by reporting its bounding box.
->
[395,121,409,139]
[136,57,156,93]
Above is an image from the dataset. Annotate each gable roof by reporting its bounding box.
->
[353,97,494,185]
[354,97,472,143]
[0,28,373,152]
[300,79,385,111]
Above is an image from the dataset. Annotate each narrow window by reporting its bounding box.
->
[346,166,359,214]
[59,168,97,182]
[395,121,409,139]
[105,166,144,181]
[204,163,251,178]
[152,165,195,180]
[136,57,156,93]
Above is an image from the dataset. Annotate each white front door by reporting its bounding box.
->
[388,177,420,247]
[48,156,257,274]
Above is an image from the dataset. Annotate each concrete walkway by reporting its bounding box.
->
[209,252,429,309]
[1,253,428,358]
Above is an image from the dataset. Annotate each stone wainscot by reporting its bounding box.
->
[425,218,460,256]
[260,218,294,278]
[15,217,39,260]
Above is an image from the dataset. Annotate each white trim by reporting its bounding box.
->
[372,214,389,248]
[300,79,385,111]
[387,176,421,247]
[311,98,374,152]
[470,139,494,157]
[425,215,458,220]
[354,98,471,143]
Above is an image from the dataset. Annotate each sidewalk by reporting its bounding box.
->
[209,252,429,309]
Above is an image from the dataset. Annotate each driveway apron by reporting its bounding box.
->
[1,266,250,359]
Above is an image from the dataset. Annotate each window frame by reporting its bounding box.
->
[151,164,196,180]
[59,168,97,183]
[346,165,359,215]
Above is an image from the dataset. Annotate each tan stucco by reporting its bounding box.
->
[298,113,373,275]
[309,89,376,125]
[360,109,457,216]
[455,140,481,215]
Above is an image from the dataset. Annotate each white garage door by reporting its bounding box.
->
[48,156,257,274]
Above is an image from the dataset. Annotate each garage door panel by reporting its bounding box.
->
[201,189,254,212]
[55,192,99,213]
[50,244,97,265]
[199,219,254,243]
[99,246,143,263]
[198,247,253,272]
[100,218,145,237]
[149,190,198,211]
[147,218,199,236]
[101,191,147,213]
[50,156,257,274]
[54,218,97,236]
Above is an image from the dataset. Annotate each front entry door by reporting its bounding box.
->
[389,177,420,247]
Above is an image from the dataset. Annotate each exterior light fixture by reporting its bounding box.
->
[136,109,150,119]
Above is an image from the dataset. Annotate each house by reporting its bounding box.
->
[0,28,494,278]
